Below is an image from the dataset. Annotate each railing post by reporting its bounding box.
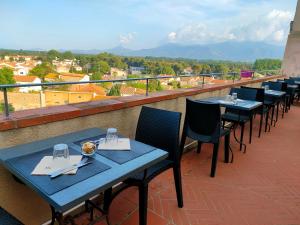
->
[146,78,149,96]
[3,88,9,118]
[202,75,205,88]
[233,72,236,83]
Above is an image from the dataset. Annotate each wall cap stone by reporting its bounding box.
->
[0,75,284,131]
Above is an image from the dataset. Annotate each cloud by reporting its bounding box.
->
[119,32,136,45]
[168,32,177,42]
[167,9,293,45]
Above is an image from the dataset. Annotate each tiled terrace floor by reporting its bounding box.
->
[75,103,300,225]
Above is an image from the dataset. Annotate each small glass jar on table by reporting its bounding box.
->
[106,128,118,144]
[53,143,69,160]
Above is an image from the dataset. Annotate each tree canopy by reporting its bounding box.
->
[0,67,15,85]
[29,63,55,81]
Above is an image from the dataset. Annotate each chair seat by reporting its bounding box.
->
[0,207,23,225]
[222,112,250,123]
[126,160,174,182]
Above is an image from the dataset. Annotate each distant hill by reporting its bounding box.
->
[101,42,284,62]
[70,41,283,62]
[1,41,284,62]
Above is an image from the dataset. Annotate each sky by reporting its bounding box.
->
[0,0,298,50]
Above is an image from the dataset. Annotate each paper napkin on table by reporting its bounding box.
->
[31,155,82,175]
[98,138,131,151]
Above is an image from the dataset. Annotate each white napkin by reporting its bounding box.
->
[98,138,131,151]
[31,155,82,175]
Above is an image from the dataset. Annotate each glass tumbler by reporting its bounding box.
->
[264,85,269,91]
[106,128,118,144]
[232,92,238,104]
[53,143,69,160]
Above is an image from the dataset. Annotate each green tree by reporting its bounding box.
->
[201,64,211,74]
[253,59,281,71]
[91,72,103,81]
[0,67,15,85]
[148,80,163,92]
[62,51,74,60]
[107,84,121,96]
[192,64,202,75]
[29,63,55,81]
[47,49,61,61]
[0,102,14,113]
[160,65,175,75]
[90,61,110,74]
[172,63,184,75]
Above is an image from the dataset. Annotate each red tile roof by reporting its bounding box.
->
[14,75,40,82]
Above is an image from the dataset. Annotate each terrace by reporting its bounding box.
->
[2,73,300,225]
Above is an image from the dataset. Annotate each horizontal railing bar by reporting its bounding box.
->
[0,72,236,89]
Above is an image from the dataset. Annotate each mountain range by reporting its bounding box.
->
[71,41,285,62]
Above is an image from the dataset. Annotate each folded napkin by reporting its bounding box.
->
[98,138,131,151]
[31,155,82,175]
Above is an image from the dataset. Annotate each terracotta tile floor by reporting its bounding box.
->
[75,103,300,225]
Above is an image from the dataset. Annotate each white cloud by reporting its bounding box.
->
[167,9,293,45]
[119,32,136,45]
[168,32,177,42]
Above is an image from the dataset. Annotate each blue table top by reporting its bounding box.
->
[0,128,168,212]
[198,97,262,111]
[265,90,285,97]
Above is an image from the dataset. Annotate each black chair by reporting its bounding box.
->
[241,86,269,137]
[285,78,300,102]
[87,106,183,225]
[262,81,285,123]
[180,99,231,177]
[0,207,23,225]
[222,88,257,152]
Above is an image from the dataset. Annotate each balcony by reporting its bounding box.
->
[1,75,299,225]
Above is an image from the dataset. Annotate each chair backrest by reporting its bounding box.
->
[290,77,300,81]
[183,98,221,143]
[229,87,257,101]
[284,79,295,85]
[135,106,181,162]
[262,81,282,91]
[241,86,264,102]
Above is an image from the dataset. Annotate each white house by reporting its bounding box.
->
[13,75,42,93]
[129,66,145,75]
[13,64,29,76]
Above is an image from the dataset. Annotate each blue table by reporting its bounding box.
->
[198,97,262,152]
[0,128,168,225]
[198,97,262,111]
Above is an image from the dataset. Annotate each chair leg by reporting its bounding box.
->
[224,134,230,163]
[179,134,186,157]
[139,184,149,225]
[103,188,112,213]
[271,106,275,126]
[276,102,279,122]
[265,108,269,132]
[249,116,253,144]
[173,166,183,208]
[197,141,202,153]
[240,124,244,151]
[258,113,263,137]
[210,143,219,177]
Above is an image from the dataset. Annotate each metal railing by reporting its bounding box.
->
[0,70,280,117]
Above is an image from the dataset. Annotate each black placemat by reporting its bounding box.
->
[6,147,110,195]
[74,135,156,164]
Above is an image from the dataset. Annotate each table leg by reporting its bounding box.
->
[50,206,75,225]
